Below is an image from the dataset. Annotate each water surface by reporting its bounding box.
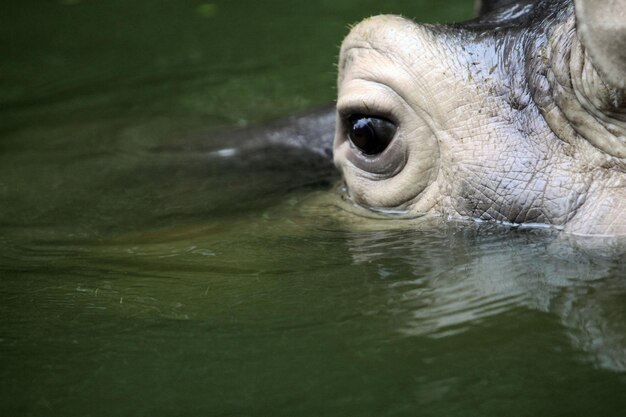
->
[1,1,625,416]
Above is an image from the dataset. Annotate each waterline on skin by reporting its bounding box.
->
[453,215,565,231]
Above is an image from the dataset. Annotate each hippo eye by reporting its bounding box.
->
[347,115,397,155]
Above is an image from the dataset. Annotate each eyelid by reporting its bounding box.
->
[336,97,399,126]
[338,107,398,128]
[347,114,396,127]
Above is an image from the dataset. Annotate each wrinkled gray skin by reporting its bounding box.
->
[234,0,626,236]
[333,0,625,236]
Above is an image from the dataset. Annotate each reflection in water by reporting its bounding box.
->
[343,222,626,371]
[2,184,625,416]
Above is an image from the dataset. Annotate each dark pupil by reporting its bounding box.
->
[348,115,396,155]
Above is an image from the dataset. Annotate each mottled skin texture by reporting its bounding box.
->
[333,0,625,235]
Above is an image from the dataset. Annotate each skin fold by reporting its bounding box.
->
[332,0,625,236]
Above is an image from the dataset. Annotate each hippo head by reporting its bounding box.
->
[333,0,625,235]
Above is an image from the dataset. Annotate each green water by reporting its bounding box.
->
[1,1,625,416]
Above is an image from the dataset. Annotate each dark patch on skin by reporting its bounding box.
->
[509,92,530,111]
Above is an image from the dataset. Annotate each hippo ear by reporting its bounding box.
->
[575,0,626,90]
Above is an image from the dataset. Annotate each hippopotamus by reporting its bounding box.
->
[228,0,625,236]
[333,0,626,236]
